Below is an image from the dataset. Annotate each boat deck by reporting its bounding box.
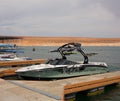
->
[0,71,120,101]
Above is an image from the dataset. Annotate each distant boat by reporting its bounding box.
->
[16,42,109,79]
[0,43,24,53]
[0,43,32,61]
[0,53,31,61]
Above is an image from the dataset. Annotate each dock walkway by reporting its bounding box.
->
[0,59,45,77]
[0,71,120,101]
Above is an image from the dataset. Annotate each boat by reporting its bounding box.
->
[0,53,31,61]
[0,43,32,61]
[16,42,109,79]
[0,43,24,53]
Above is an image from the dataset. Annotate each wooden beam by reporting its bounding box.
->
[64,74,120,94]
[0,59,46,66]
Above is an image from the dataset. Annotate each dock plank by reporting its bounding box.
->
[0,71,120,101]
[64,71,120,94]
[0,59,45,66]
[0,79,58,101]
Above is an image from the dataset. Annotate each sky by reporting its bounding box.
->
[0,0,120,38]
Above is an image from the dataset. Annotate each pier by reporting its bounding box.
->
[0,59,45,67]
[0,59,45,77]
[0,60,120,101]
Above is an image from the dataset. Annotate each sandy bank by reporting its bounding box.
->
[1,37,120,46]
[20,37,120,46]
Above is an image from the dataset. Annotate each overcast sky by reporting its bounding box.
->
[0,0,120,38]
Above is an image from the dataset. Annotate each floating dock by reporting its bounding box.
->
[0,71,120,101]
[0,60,120,101]
[0,59,45,77]
[0,59,45,67]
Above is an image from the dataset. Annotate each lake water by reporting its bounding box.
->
[21,46,120,71]
[19,46,120,101]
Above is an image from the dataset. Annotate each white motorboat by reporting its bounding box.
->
[16,43,109,79]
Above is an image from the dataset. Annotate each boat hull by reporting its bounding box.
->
[16,67,108,79]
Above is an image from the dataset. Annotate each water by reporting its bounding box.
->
[21,46,120,71]
[19,46,120,101]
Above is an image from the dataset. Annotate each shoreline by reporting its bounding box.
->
[17,42,120,46]
[1,37,120,46]
[20,43,120,46]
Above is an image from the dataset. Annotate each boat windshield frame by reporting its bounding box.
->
[50,42,89,64]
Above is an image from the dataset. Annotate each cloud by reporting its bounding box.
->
[99,0,120,18]
[0,0,120,37]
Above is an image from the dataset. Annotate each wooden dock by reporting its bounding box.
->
[0,59,45,67]
[0,60,120,101]
[0,71,120,101]
[0,59,45,77]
